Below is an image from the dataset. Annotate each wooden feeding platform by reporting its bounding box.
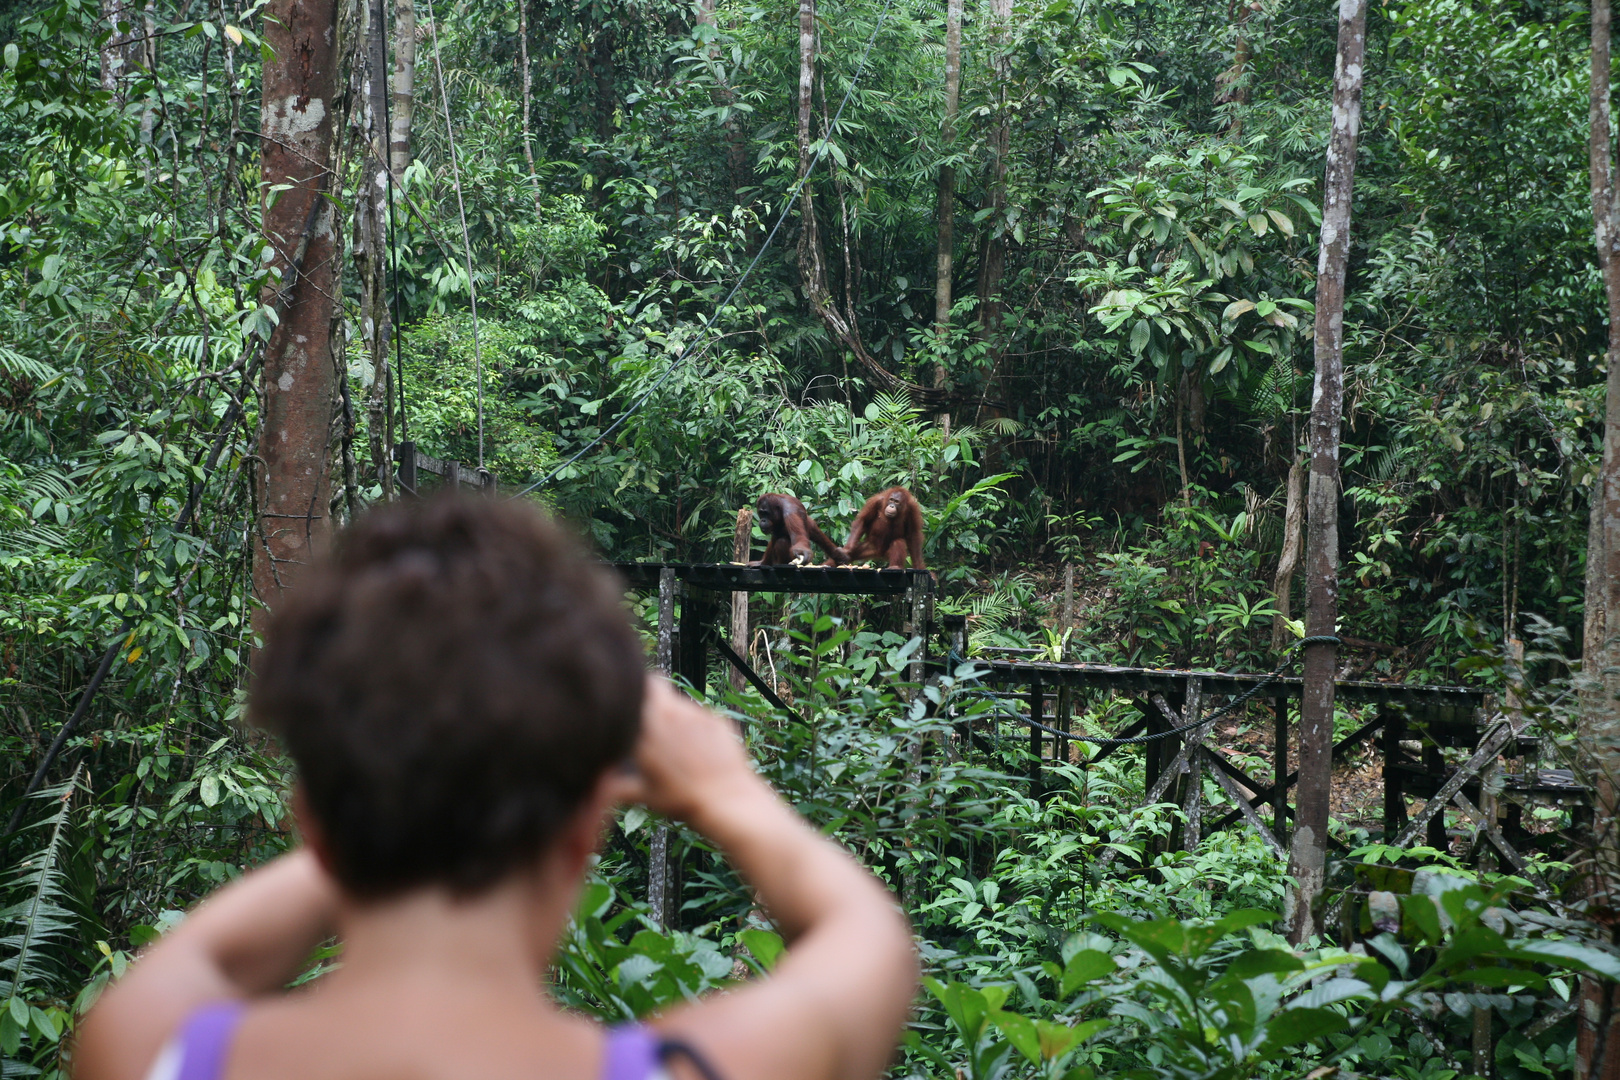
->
[950,643,1586,870]
[609,562,1583,873]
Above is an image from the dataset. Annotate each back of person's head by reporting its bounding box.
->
[251,494,644,899]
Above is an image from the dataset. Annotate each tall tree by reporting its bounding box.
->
[975,0,1013,402]
[793,0,942,407]
[1286,0,1365,945]
[932,0,963,392]
[354,0,395,498]
[1578,0,1620,1068]
[254,0,341,615]
[389,0,416,178]
[519,0,542,216]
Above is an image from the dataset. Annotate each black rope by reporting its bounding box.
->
[953,636,1342,748]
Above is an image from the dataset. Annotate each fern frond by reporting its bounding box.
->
[0,770,86,1006]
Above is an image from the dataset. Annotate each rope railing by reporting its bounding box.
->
[951,636,1343,748]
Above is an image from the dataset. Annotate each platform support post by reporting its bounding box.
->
[396,441,417,496]
[1382,707,1407,837]
[649,567,677,929]
[1423,736,1449,852]
[906,574,930,690]
[1143,698,1165,799]
[730,508,752,695]
[1028,680,1044,791]
[1273,694,1289,845]
[1056,685,1071,766]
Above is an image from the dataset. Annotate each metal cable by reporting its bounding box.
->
[954,636,1342,747]
[509,0,900,499]
[422,0,485,468]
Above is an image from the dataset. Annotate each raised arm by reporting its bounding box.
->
[627,678,917,1080]
[74,849,339,1080]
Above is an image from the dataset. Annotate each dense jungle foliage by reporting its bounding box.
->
[2,0,1619,1073]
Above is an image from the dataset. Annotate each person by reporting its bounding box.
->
[75,496,918,1080]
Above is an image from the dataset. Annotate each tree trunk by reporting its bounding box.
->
[933,0,963,390]
[356,0,394,498]
[1217,0,1257,138]
[1577,0,1620,1069]
[792,0,944,409]
[1272,456,1306,651]
[593,23,616,143]
[796,0,822,299]
[518,0,542,216]
[1286,0,1364,946]
[99,0,131,102]
[254,0,341,621]
[976,0,1013,383]
[389,0,416,179]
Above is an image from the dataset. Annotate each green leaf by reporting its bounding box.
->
[1259,1006,1345,1054]
[738,928,785,972]
[992,1008,1042,1064]
[3,44,16,70]
[199,774,220,807]
[1226,948,1305,978]
[1129,319,1151,356]
[1513,939,1620,980]
[1061,949,1117,997]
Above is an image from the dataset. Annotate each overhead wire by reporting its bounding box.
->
[421,0,486,469]
[509,0,900,499]
[380,0,407,449]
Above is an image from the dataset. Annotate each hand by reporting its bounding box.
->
[615,676,771,829]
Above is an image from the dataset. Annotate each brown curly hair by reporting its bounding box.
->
[251,495,644,898]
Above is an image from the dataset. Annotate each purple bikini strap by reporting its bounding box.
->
[602,1025,662,1080]
[174,1001,246,1080]
[603,1024,727,1080]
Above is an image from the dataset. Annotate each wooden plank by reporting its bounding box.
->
[1389,720,1518,850]
[712,634,800,721]
[1449,787,1551,893]
[613,562,927,596]
[1205,751,1285,857]
[970,658,1484,709]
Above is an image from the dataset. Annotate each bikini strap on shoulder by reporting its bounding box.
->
[170,1001,246,1080]
[602,1024,661,1080]
[655,1038,728,1080]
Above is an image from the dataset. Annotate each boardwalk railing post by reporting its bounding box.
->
[649,566,677,929]
[1382,707,1407,837]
